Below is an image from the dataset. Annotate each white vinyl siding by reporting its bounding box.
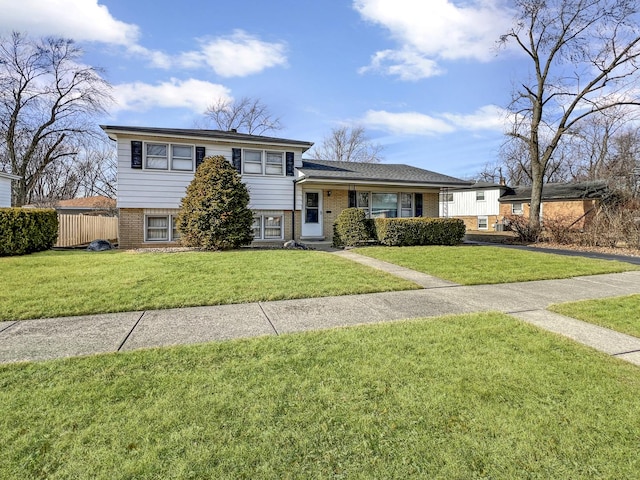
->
[0,176,12,207]
[116,137,304,210]
[439,188,502,216]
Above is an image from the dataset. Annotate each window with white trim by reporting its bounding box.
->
[400,193,413,217]
[145,143,194,171]
[266,151,284,175]
[252,214,283,240]
[243,150,263,174]
[243,149,285,176]
[476,191,485,201]
[441,192,454,202]
[512,202,523,214]
[478,216,488,230]
[145,215,181,242]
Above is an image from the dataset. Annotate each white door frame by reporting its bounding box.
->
[301,190,323,238]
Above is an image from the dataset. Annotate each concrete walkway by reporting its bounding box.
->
[1,250,639,365]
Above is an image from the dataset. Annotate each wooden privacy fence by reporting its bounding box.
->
[55,214,118,247]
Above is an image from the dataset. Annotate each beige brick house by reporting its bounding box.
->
[498,181,608,229]
[102,126,469,249]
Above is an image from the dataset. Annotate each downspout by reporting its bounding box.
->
[292,179,297,241]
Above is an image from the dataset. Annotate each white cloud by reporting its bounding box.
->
[0,0,139,45]
[441,105,508,131]
[0,3,286,77]
[358,48,443,81]
[361,105,508,135]
[362,110,455,135]
[112,79,232,114]
[354,0,514,79]
[175,30,288,77]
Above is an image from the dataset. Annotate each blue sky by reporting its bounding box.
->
[0,0,527,179]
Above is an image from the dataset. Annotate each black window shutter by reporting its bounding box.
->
[285,152,295,176]
[232,148,242,173]
[348,190,356,208]
[131,141,143,169]
[195,147,206,169]
[415,193,423,217]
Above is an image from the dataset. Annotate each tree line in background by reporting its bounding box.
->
[479,113,640,195]
[0,32,115,207]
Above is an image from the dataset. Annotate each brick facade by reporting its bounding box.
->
[499,199,599,229]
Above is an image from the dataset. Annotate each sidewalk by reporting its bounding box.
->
[1,250,640,365]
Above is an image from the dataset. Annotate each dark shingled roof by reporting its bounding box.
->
[101,125,314,150]
[499,180,609,202]
[299,160,470,186]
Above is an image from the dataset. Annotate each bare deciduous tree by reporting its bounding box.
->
[308,125,384,163]
[0,32,112,206]
[501,0,640,237]
[203,97,282,135]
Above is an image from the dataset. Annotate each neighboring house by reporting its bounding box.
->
[499,180,609,229]
[0,172,20,207]
[102,126,470,249]
[55,196,117,216]
[439,181,508,231]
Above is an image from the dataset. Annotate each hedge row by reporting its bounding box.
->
[0,208,58,256]
[374,217,466,246]
[333,208,465,247]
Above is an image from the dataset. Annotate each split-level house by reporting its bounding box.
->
[102,126,470,249]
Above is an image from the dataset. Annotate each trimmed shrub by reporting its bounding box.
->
[334,208,373,247]
[0,208,58,256]
[176,155,254,250]
[375,217,465,246]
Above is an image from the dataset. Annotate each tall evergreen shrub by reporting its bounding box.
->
[176,155,254,250]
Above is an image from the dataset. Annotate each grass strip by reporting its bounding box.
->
[0,249,418,320]
[353,245,638,285]
[550,294,640,338]
[1,313,640,479]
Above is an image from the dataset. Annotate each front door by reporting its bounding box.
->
[301,191,323,238]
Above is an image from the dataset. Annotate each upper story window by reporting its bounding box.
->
[476,191,485,201]
[145,143,194,172]
[242,149,285,176]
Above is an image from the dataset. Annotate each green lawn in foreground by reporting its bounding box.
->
[0,249,418,320]
[353,245,638,285]
[550,294,640,338]
[2,313,640,479]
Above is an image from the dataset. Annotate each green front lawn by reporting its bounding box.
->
[2,313,640,479]
[0,249,418,320]
[550,294,640,338]
[353,245,638,285]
